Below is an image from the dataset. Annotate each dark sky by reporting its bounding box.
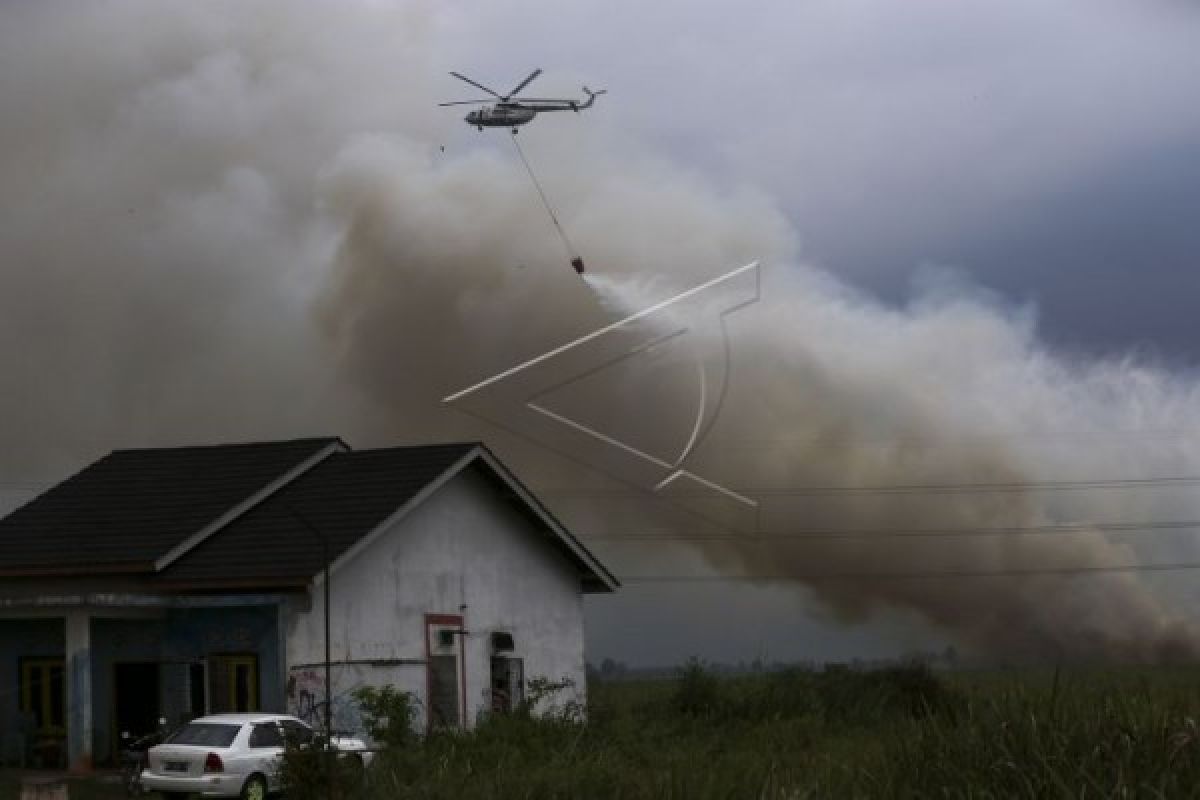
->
[3,0,1200,666]
[814,134,1200,362]
[437,0,1200,663]
[441,0,1200,365]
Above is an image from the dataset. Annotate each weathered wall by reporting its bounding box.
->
[284,661,424,734]
[286,464,587,732]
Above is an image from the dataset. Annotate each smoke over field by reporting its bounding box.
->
[3,1,1200,661]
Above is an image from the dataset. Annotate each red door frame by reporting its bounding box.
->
[423,613,466,731]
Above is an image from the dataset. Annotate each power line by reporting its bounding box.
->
[539,474,1200,497]
[589,519,1200,541]
[619,561,1200,583]
[10,473,1200,496]
[698,429,1200,448]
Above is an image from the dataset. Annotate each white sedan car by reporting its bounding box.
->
[141,713,371,799]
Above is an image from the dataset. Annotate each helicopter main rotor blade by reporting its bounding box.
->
[438,99,495,106]
[506,68,543,99]
[449,71,503,99]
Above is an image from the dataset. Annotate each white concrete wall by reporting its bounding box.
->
[285,465,587,731]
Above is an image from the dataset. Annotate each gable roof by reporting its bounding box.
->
[0,438,341,575]
[156,443,478,587]
[0,439,617,593]
[303,444,619,593]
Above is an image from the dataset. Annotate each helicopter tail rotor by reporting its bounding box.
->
[577,87,607,109]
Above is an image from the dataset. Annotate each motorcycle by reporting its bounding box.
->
[119,717,170,797]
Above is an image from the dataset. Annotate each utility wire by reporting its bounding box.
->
[8,470,1200,496]
[538,474,1200,497]
[698,428,1200,448]
[510,132,580,263]
[589,519,1200,541]
[619,561,1200,583]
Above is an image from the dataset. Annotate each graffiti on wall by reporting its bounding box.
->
[285,666,365,736]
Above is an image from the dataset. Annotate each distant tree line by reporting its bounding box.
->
[587,645,962,682]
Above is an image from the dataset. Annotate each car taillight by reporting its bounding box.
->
[204,752,224,773]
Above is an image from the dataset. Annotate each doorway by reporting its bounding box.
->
[19,658,66,767]
[114,662,160,741]
[425,615,464,731]
[489,657,524,713]
[208,655,259,713]
[20,658,65,734]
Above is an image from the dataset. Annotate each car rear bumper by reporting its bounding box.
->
[141,769,244,797]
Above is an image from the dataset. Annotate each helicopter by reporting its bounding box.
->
[440,68,606,132]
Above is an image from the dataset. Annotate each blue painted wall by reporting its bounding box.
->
[91,606,281,762]
[1,605,280,765]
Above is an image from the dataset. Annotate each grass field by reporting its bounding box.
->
[10,663,1200,798]
[349,662,1200,799]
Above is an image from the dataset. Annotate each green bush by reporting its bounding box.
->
[809,661,962,724]
[352,684,419,747]
[278,746,364,800]
[671,657,722,716]
[279,683,415,800]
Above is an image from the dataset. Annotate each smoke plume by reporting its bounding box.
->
[3,1,1200,661]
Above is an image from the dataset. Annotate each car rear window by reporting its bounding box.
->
[165,723,241,747]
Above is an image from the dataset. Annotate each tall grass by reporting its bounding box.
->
[348,664,1200,798]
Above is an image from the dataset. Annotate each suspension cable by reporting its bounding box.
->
[510,132,581,266]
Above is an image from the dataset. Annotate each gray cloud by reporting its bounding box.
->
[3,0,1200,664]
[437,0,1200,359]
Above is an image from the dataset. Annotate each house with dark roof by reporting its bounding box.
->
[0,438,617,770]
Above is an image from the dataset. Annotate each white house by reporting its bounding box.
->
[0,438,617,770]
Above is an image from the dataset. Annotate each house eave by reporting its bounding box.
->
[0,561,154,578]
[0,589,301,610]
[474,446,620,592]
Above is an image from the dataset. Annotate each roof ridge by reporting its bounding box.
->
[112,436,347,454]
[153,439,348,572]
[346,441,482,455]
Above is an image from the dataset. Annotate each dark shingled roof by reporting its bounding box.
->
[0,438,340,573]
[156,444,476,586]
[0,438,617,592]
